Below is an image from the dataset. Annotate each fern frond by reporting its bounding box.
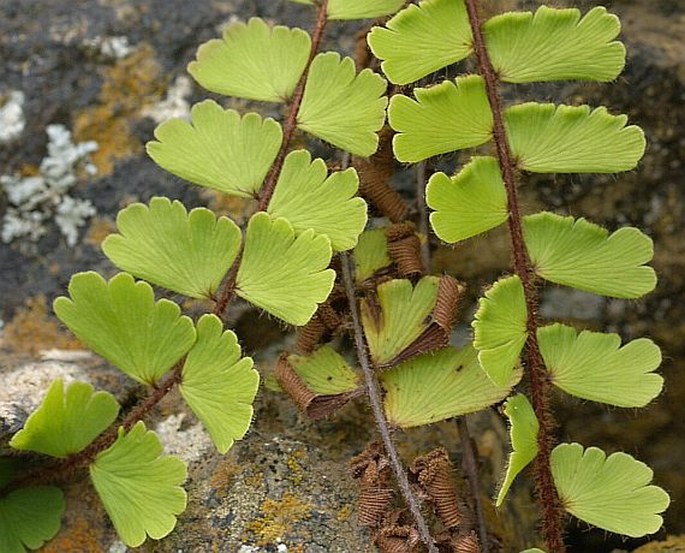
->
[381,345,520,428]
[10,380,119,458]
[180,315,259,454]
[538,323,662,407]
[485,6,625,83]
[389,75,492,162]
[367,0,472,85]
[361,277,440,366]
[89,422,187,547]
[102,197,241,299]
[54,272,196,385]
[523,212,656,298]
[0,487,64,553]
[298,52,387,157]
[427,156,508,243]
[291,0,404,20]
[188,18,310,102]
[472,276,528,387]
[236,213,335,326]
[353,229,392,283]
[496,394,539,507]
[146,101,282,198]
[267,150,367,251]
[505,103,645,173]
[551,443,669,537]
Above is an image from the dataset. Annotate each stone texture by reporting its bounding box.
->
[0,0,683,552]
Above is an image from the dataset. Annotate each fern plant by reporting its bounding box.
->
[367,0,670,550]
[0,1,400,550]
[0,1,671,552]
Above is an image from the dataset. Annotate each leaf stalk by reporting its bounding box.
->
[340,251,439,553]
[257,0,329,211]
[464,0,566,549]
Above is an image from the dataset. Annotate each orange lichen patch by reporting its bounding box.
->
[286,449,307,485]
[73,44,166,175]
[74,110,140,176]
[244,469,265,489]
[84,216,117,246]
[245,492,312,546]
[2,295,82,355]
[42,479,107,552]
[42,517,103,553]
[210,459,242,493]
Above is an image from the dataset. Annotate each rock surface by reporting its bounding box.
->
[0,0,683,552]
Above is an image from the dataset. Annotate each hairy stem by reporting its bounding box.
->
[213,247,243,319]
[340,251,438,553]
[257,0,329,211]
[464,0,566,550]
[416,162,487,551]
[7,360,186,491]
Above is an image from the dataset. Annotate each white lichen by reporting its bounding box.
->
[0,90,26,143]
[1,124,98,248]
[142,75,192,123]
[82,35,132,60]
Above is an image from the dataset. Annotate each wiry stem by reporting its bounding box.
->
[257,0,329,211]
[463,1,566,550]
[213,247,243,319]
[340,251,438,553]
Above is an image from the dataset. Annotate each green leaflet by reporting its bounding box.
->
[380,345,521,428]
[427,156,508,243]
[353,229,392,283]
[54,272,196,385]
[290,0,404,20]
[288,345,360,395]
[146,100,282,198]
[505,103,645,173]
[389,75,493,163]
[361,276,439,366]
[180,315,259,454]
[472,276,528,387]
[551,443,670,537]
[236,213,335,326]
[188,18,310,102]
[267,150,367,251]
[496,394,539,507]
[90,422,187,547]
[102,197,241,299]
[298,52,387,157]
[368,0,472,85]
[0,487,64,553]
[538,323,663,407]
[484,6,625,83]
[523,212,656,298]
[10,379,119,458]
